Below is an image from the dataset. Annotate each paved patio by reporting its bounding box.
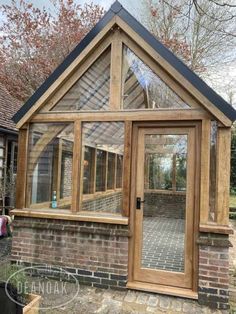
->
[142,217,185,272]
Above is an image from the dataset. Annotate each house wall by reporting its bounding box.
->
[0,132,18,211]
[11,216,129,289]
[0,134,4,180]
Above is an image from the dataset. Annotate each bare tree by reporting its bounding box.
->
[142,0,236,74]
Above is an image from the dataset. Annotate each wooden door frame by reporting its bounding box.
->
[127,120,201,299]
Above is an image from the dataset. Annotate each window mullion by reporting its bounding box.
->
[72,120,82,212]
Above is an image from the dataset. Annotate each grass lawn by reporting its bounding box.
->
[230,195,236,208]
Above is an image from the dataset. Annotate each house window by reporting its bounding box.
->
[27,123,74,209]
[81,122,124,213]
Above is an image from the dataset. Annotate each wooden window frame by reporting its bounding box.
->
[82,145,123,195]
[79,121,127,216]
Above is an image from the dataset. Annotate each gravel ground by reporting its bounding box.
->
[0,236,12,261]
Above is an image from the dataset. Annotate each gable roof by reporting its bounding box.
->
[12,1,236,124]
[0,84,21,133]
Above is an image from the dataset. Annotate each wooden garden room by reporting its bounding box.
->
[11,2,236,310]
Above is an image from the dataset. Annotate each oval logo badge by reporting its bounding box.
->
[5,265,80,311]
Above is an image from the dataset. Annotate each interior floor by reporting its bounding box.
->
[142,217,185,272]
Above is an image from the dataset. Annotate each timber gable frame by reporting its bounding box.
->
[13,1,236,127]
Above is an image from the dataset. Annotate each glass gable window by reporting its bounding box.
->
[122,46,189,110]
[51,48,111,111]
[81,122,124,214]
[27,123,74,209]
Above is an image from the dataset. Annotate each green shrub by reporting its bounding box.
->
[0,263,29,304]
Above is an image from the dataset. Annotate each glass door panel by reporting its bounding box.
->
[142,134,187,273]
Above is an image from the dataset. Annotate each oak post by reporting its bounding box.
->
[216,127,231,225]
[71,120,82,212]
[200,120,211,224]
[16,126,28,209]
[122,121,132,217]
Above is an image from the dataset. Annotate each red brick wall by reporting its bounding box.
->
[198,233,231,310]
[11,217,129,289]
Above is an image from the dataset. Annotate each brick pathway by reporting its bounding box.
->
[36,284,227,314]
[142,217,184,272]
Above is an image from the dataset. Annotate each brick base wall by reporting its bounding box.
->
[144,192,186,218]
[11,217,129,289]
[82,191,122,213]
[11,216,232,310]
[198,233,231,310]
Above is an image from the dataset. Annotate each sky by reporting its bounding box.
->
[0,0,235,105]
[0,0,141,15]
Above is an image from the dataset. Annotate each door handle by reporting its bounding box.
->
[136,197,145,209]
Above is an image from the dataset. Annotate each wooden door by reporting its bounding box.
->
[133,126,196,289]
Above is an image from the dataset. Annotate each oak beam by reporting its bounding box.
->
[32,109,211,123]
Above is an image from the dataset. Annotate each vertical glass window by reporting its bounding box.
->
[107,153,115,190]
[27,123,74,209]
[209,121,217,221]
[96,150,106,192]
[116,155,123,189]
[81,122,124,213]
[142,134,188,272]
[83,146,95,194]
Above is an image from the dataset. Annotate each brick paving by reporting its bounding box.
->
[34,284,227,313]
[142,217,184,272]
